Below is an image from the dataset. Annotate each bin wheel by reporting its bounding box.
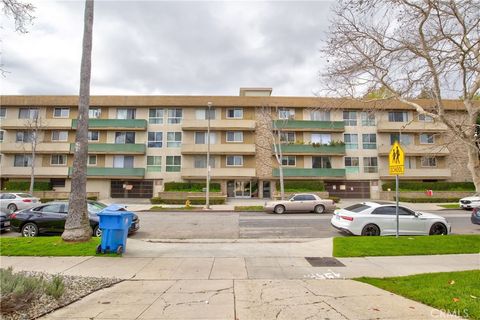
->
[116,246,123,255]
[96,245,102,254]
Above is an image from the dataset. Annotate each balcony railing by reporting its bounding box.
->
[71,119,147,130]
[272,167,346,178]
[0,142,70,154]
[1,166,69,177]
[181,143,255,155]
[377,121,447,133]
[182,167,256,178]
[275,144,345,155]
[182,120,255,131]
[379,168,451,179]
[68,167,145,177]
[377,144,449,156]
[273,120,345,132]
[69,143,146,154]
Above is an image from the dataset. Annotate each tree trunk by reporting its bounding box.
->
[29,135,36,195]
[62,0,94,242]
[276,129,285,200]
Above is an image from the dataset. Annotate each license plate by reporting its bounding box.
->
[4,221,10,226]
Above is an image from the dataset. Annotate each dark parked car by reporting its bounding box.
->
[10,201,140,237]
[1,210,11,232]
[472,207,480,225]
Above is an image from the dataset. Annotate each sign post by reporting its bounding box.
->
[389,141,405,238]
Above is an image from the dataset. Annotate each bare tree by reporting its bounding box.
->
[62,0,94,242]
[2,0,34,33]
[22,113,44,195]
[322,0,480,191]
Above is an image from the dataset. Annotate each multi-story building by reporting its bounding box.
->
[0,88,470,199]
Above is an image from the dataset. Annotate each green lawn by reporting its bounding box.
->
[0,237,117,257]
[438,203,461,209]
[333,235,480,257]
[234,206,264,212]
[357,270,480,320]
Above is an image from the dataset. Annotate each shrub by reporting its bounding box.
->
[150,197,163,204]
[284,180,325,192]
[328,196,341,203]
[382,181,475,191]
[44,275,65,299]
[396,197,461,203]
[150,197,225,205]
[164,182,221,192]
[1,268,44,313]
[4,181,52,191]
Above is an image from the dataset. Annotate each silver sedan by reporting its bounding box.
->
[265,193,335,214]
[0,193,40,212]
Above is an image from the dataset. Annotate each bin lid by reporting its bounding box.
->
[98,204,132,216]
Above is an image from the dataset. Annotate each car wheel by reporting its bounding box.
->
[274,205,285,214]
[7,204,17,212]
[429,223,447,235]
[314,205,325,214]
[93,225,102,237]
[21,222,38,237]
[361,224,380,236]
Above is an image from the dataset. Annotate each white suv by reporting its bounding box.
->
[459,193,480,210]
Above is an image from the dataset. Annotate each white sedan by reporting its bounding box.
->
[0,193,39,212]
[331,201,451,236]
[459,193,480,210]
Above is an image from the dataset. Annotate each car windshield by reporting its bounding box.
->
[17,193,33,198]
[87,202,107,213]
[344,204,371,213]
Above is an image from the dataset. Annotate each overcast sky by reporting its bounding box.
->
[1,0,335,97]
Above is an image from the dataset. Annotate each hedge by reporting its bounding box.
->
[382,181,475,192]
[4,181,52,191]
[40,196,98,203]
[395,197,461,203]
[283,180,325,192]
[150,197,225,205]
[164,182,221,192]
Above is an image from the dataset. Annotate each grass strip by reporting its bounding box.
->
[356,270,480,320]
[438,203,461,209]
[234,206,264,212]
[333,235,480,257]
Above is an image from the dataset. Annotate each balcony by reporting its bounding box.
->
[181,120,255,131]
[379,168,451,180]
[377,121,448,133]
[0,142,70,154]
[69,143,146,154]
[181,143,256,155]
[182,168,256,179]
[0,166,69,177]
[276,144,345,155]
[71,119,147,130]
[273,120,345,132]
[0,118,72,130]
[272,168,346,179]
[68,167,145,178]
[377,144,450,156]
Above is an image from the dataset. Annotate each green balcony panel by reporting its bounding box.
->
[71,119,147,130]
[273,120,345,131]
[68,167,145,177]
[146,166,162,173]
[272,168,346,178]
[69,143,146,154]
[275,144,346,155]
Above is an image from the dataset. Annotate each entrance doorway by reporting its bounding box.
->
[263,181,271,199]
[227,180,251,198]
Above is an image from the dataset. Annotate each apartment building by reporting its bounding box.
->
[0,89,470,199]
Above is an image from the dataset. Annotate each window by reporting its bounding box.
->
[363,157,378,173]
[405,156,415,169]
[227,108,243,119]
[344,157,359,173]
[51,131,68,141]
[278,108,295,120]
[149,108,163,124]
[194,132,216,144]
[88,155,97,166]
[147,156,162,172]
[14,154,32,167]
[0,130,4,142]
[88,131,100,142]
[343,111,357,126]
[388,111,408,122]
[166,156,181,172]
[226,155,243,166]
[196,108,215,120]
[51,179,66,188]
[53,107,69,118]
[116,108,136,119]
[88,107,101,119]
[281,156,296,166]
[194,155,215,168]
[16,131,33,143]
[344,134,358,149]
[372,206,414,216]
[310,110,330,121]
[167,108,182,124]
[226,131,243,142]
[280,132,295,143]
[167,132,182,147]
[420,133,435,144]
[0,107,6,118]
[361,112,375,126]
[113,155,134,168]
[312,156,332,168]
[115,132,135,144]
[311,133,331,144]
[390,133,412,145]
[419,114,434,122]
[147,132,163,148]
[362,134,377,149]
[18,108,38,119]
[421,156,437,167]
[51,154,67,166]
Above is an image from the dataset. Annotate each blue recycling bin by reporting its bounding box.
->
[96,204,133,254]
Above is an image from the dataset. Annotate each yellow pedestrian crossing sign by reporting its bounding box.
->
[389,141,404,175]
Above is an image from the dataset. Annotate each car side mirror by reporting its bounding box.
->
[414,212,421,217]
